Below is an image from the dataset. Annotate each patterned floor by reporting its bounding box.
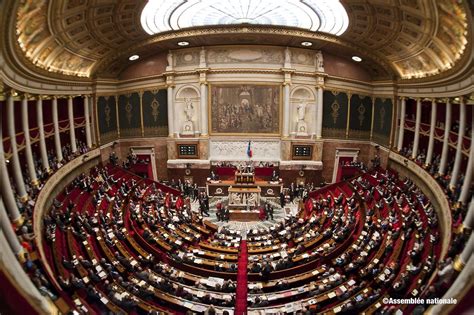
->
[191,196,300,236]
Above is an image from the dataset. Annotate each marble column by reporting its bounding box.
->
[315,86,323,139]
[7,92,27,201]
[462,197,474,230]
[439,99,452,175]
[90,96,97,146]
[412,98,422,159]
[200,83,208,135]
[68,96,77,152]
[84,96,92,148]
[450,98,466,188]
[458,112,473,204]
[36,96,50,172]
[0,107,22,224]
[52,97,63,163]
[282,84,290,137]
[167,85,175,137]
[0,197,23,256]
[21,95,38,186]
[425,99,437,166]
[454,232,473,272]
[397,97,406,151]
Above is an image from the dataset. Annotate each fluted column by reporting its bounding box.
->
[200,83,208,135]
[450,98,466,188]
[458,111,473,204]
[412,98,422,159]
[167,85,175,137]
[36,96,50,172]
[0,106,22,225]
[52,97,63,163]
[282,84,291,137]
[439,99,452,175]
[84,96,92,148]
[425,99,437,166]
[0,197,23,256]
[6,92,27,201]
[21,95,38,186]
[397,97,406,151]
[68,96,77,153]
[315,86,323,139]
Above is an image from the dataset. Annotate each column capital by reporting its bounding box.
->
[36,95,43,101]
[4,89,16,98]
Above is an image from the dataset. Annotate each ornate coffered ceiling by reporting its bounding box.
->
[8,0,472,81]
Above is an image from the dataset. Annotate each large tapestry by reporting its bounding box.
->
[118,92,141,138]
[142,89,168,137]
[97,95,118,144]
[322,90,349,139]
[348,94,373,140]
[210,84,280,135]
[373,97,393,147]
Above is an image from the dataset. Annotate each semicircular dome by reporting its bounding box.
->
[140,0,349,36]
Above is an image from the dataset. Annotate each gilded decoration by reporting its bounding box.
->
[150,100,160,122]
[210,84,280,135]
[331,101,340,125]
[358,104,366,127]
[380,107,386,130]
[125,101,133,125]
[7,0,472,80]
[104,103,111,128]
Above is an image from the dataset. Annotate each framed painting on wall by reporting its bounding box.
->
[209,84,281,135]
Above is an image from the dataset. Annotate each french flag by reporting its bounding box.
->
[247,141,253,158]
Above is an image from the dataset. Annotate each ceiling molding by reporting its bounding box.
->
[2,0,472,84]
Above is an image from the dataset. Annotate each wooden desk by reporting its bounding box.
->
[229,209,261,221]
[207,180,282,197]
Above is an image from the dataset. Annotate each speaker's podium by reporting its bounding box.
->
[228,185,261,221]
[235,172,255,184]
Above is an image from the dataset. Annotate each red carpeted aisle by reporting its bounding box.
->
[235,240,248,315]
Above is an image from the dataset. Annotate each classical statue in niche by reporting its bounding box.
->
[182,98,195,135]
[184,98,194,121]
[166,52,174,71]
[297,103,307,121]
[296,102,308,136]
[315,50,324,71]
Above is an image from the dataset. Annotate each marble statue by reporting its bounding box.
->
[296,102,309,136]
[182,97,195,135]
[166,51,174,72]
[297,103,307,121]
[315,50,324,71]
[184,98,194,121]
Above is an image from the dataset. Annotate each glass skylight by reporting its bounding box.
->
[141,0,349,36]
